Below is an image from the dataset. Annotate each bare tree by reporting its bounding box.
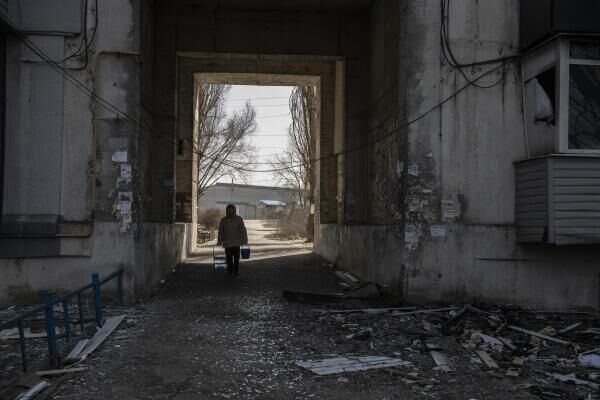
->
[194,83,257,198]
[270,86,318,241]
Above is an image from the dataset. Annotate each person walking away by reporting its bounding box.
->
[217,204,248,275]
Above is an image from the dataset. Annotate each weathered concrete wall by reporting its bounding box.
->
[320,224,404,287]
[398,0,595,309]
[319,0,404,287]
[0,0,185,306]
[0,223,132,306]
[324,0,600,309]
[0,222,186,307]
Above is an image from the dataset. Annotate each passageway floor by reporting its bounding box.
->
[28,254,599,400]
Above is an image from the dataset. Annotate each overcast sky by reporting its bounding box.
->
[219,85,294,186]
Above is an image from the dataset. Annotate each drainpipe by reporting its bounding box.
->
[520,61,530,159]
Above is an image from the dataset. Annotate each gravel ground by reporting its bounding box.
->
[2,252,599,400]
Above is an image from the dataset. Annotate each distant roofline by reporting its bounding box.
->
[210,182,295,191]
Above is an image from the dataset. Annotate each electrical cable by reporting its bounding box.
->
[53,0,98,70]
[8,16,518,175]
[440,0,517,89]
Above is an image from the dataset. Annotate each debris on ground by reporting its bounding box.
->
[296,356,413,375]
[14,380,50,400]
[295,293,600,398]
[0,306,131,400]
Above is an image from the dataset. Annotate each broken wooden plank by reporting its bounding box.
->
[532,309,589,315]
[497,336,517,351]
[35,367,88,377]
[77,315,125,360]
[296,356,412,375]
[545,372,599,390]
[0,327,64,340]
[512,357,526,366]
[15,381,50,400]
[441,305,470,335]
[312,307,416,315]
[506,325,571,345]
[430,351,453,372]
[558,321,585,335]
[476,350,499,369]
[334,271,361,286]
[392,307,457,317]
[65,339,90,362]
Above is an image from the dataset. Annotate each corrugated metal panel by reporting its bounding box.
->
[515,158,548,242]
[553,156,600,245]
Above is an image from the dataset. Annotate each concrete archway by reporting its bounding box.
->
[173,54,344,251]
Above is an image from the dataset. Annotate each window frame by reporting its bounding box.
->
[523,37,600,155]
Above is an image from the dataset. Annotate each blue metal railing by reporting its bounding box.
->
[0,269,124,372]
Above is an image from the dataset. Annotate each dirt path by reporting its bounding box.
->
[39,254,565,400]
[191,219,312,263]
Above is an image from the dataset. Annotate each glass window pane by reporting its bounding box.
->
[570,40,600,60]
[569,64,600,150]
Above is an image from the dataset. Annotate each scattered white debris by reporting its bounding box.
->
[545,372,599,390]
[14,380,51,400]
[471,332,504,352]
[296,356,412,376]
[578,350,600,368]
[430,351,453,372]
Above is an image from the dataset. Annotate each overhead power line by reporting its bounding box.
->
[7,14,519,175]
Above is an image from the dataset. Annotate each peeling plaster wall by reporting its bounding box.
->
[0,0,185,307]
[326,0,600,309]
[318,0,405,287]
[401,0,600,309]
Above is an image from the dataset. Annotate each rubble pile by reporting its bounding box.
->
[291,270,600,399]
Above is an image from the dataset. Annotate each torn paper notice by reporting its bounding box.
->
[408,164,419,177]
[441,200,459,221]
[112,151,128,163]
[430,225,447,237]
[120,164,132,179]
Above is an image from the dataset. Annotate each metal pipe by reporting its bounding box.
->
[521,62,531,159]
[43,292,59,367]
[17,319,27,372]
[77,292,85,337]
[62,300,71,344]
[92,273,103,327]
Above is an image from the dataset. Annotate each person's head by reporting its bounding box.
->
[226,204,236,217]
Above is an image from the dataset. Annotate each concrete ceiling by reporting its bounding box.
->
[183,0,374,11]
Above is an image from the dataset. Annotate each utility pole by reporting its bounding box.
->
[230,177,233,202]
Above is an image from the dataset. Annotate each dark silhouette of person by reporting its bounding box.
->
[217,204,248,275]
